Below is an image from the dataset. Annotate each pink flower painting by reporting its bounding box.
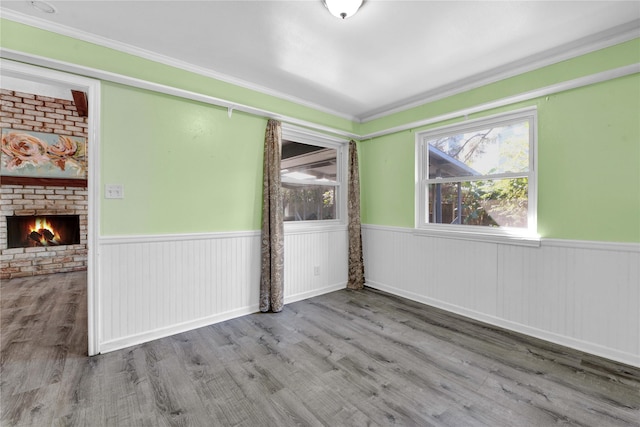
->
[1,130,86,179]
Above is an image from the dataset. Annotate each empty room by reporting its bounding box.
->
[1,1,639,425]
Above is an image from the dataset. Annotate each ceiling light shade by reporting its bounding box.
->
[29,1,56,13]
[324,0,363,19]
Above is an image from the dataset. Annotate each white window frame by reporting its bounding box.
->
[281,124,348,232]
[415,107,539,246]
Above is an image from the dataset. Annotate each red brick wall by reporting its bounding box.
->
[1,89,88,279]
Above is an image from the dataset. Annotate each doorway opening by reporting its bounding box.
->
[0,59,100,355]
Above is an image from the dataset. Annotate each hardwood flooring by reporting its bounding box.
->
[1,271,639,426]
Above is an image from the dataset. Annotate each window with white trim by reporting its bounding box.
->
[281,127,346,223]
[416,108,537,237]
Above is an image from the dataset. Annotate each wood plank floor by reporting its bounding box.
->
[1,272,639,426]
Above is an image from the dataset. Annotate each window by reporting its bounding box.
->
[281,126,346,223]
[416,108,537,239]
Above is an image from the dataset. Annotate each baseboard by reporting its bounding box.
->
[98,282,348,354]
[366,280,640,368]
[98,304,259,354]
[285,282,347,304]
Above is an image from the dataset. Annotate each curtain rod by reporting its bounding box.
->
[0,48,360,140]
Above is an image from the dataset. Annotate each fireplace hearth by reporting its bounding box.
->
[7,215,81,249]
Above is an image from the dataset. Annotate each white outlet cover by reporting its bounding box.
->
[105,184,124,199]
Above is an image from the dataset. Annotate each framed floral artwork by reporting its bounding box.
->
[1,129,87,179]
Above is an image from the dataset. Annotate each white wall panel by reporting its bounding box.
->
[98,228,347,353]
[363,225,640,367]
[284,227,348,303]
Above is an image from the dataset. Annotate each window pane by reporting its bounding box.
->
[427,121,529,179]
[428,178,528,228]
[282,140,337,183]
[283,184,336,221]
[281,140,339,222]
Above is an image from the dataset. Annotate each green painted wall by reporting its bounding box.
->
[537,74,639,242]
[358,134,416,228]
[2,19,638,241]
[101,83,266,235]
[0,19,352,235]
[360,72,640,243]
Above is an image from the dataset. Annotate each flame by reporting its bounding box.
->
[30,217,51,233]
[30,217,60,245]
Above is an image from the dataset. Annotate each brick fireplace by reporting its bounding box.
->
[0,89,88,279]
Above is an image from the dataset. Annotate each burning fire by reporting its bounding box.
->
[28,217,60,246]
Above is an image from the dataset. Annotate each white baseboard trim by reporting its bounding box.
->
[98,304,259,354]
[98,282,347,354]
[366,280,640,368]
[285,282,346,305]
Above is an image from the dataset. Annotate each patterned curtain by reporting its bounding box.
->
[347,140,365,290]
[260,119,284,312]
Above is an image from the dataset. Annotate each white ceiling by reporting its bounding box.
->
[1,1,639,122]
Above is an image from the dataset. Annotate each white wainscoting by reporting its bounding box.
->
[284,226,349,304]
[97,227,347,353]
[362,224,640,367]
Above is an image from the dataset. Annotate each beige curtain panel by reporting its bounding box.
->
[347,140,365,290]
[259,119,284,312]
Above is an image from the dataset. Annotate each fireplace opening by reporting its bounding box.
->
[7,215,80,249]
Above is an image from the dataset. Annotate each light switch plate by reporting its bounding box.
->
[105,184,124,199]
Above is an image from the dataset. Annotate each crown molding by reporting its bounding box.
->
[0,8,359,123]
[0,51,361,141]
[2,12,637,143]
[3,47,635,143]
[359,19,640,123]
[360,63,639,140]
[2,8,637,124]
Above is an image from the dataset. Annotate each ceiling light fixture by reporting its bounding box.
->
[29,1,56,14]
[323,0,363,20]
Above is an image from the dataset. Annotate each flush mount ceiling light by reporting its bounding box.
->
[28,0,56,13]
[323,0,363,20]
